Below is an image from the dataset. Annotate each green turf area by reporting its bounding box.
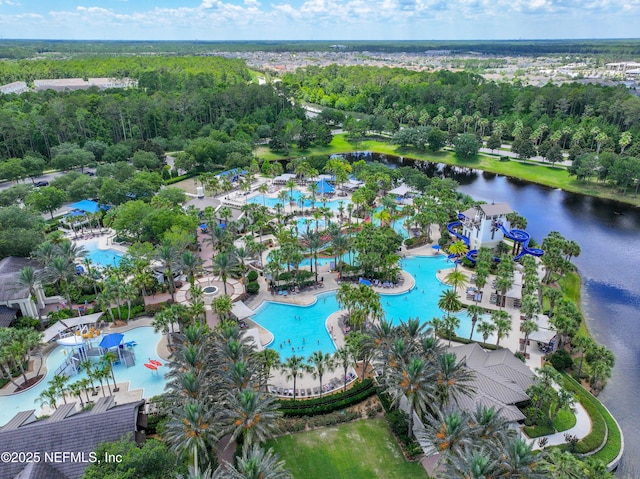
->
[266,419,428,479]
[522,407,577,438]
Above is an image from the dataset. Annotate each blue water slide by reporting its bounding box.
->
[496,223,544,260]
[447,219,477,263]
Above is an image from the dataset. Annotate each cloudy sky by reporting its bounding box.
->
[0,0,638,41]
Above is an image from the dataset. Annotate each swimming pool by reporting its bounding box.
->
[252,255,494,360]
[83,240,124,267]
[248,189,346,212]
[0,326,167,427]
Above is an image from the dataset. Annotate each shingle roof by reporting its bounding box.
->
[0,305,18,328]
[0,256,40,303]
[448,343,533,421]
[461,203,513,220]
[0,399,145,479]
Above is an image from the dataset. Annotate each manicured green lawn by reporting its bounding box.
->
[522,407,577,438]
[266,419,428,479]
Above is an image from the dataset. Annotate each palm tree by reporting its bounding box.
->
[491,310,512,348]
[434,352,475,410]
[448,240,468,270]
[102,351,120,392]
[255,348,281,393]
[444,270,467,294]
[387,357,433,439]
[476,321,496,346]
[181,251,203,289]
[155,241,180,303]
[216,444,292,479]
[211,294,234,323]
[211,252,239,295]
[37,385,58,410]
[50,374,70,404]
[43,256,75,305]
[17,266,40,314]
[440,447,501,479]
[520,319,539,356]
[68,381,86,407]
[166,400,217,476]
[442,314,460,347]
[466,305,484,342]
[224,388,281,446]
[438,289,462,346]
[499,437,547,478]
[281,355,307,400]
[80,359,98,396]
[309,351,335,398]
[334,345,354,392]
[152,308,175,349]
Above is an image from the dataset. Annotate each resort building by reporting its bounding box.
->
[0,397,147,479]
[33,78,137,92]
[458,202,514,251]
[0,81,29,95]
[447,343,534,421]
[0,256,45,319]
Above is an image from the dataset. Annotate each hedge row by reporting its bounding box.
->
[164,171,200,185]
[559,372,607,455]
[278,379,375,417]
[560,372,622,464]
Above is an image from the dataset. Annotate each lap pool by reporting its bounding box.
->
[0,326,167,427]
[252,255,493,360]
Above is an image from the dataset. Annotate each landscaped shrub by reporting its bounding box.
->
[247,270,259,282]
[549,350,574,371]
[404,238,414,247]
[246,281,260,295]
[278,379,375,417]
[13,316,41,330]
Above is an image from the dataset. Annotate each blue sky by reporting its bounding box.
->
[0,1,638,41]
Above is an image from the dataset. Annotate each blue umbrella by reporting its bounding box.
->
[432,245,441,250]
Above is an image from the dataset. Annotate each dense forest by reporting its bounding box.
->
[2,39,640,60]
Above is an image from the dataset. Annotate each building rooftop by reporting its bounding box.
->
[0,256,41,303]
[0,398,145,479]
[448,343,534,422]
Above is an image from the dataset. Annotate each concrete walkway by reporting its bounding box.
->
[530,397,592,448]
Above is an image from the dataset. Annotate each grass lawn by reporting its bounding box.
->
[266,419,428,479]
[523,407,577,438]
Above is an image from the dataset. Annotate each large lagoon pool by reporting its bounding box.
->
[0,326,167,427]
[252,255,493,360]
[249,189,346,212]
[83,239,124,267]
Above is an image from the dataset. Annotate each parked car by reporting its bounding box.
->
[34,181,49,187]
[84,171,95,176]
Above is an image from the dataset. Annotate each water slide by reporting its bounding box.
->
[496,223,544,260]
[446,217,478,263]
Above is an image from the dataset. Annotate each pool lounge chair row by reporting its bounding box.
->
[270,375,358,398]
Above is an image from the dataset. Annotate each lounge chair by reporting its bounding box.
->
[306,388,312,396]
[300,389,305,397]
[313,387,321,395]
[283,290,288,296]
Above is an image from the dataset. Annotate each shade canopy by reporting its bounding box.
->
[359,278,372,286]
[99,333,124,349]
[69,200,104,214]
[231,301,254,320]
[316,179,335,195]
